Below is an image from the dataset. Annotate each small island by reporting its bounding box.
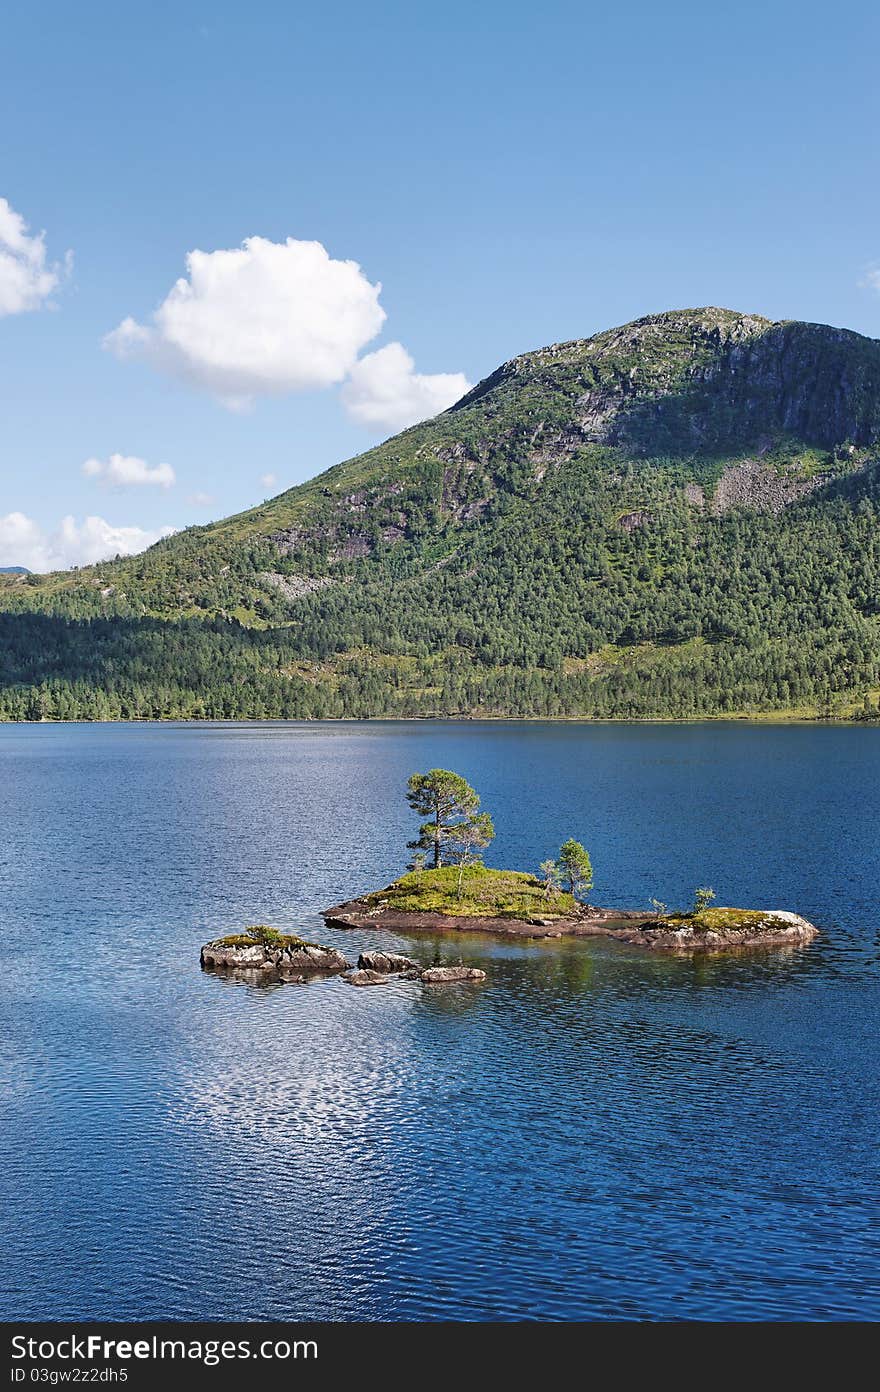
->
[200,924,487,986]
[200,926,349,981]
[323,769,818,954]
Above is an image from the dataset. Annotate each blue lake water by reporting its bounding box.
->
[1,720,878,1321]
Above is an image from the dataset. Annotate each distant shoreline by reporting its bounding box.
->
[0,712,876,728]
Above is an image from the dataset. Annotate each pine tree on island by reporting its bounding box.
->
[406,769,492,870]
[545,839,593,900]
[403,769,598,910]
[405,769,497,898]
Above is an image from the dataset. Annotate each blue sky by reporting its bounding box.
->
[2,0,878,568]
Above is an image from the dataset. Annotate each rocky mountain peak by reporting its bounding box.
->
[452,307,880,455]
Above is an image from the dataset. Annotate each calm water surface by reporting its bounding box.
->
[1,721,878,1321]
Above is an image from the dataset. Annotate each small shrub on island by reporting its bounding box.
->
[246,925,283,946]
[646,889,722,929]
[539,842,594,902]
[539,859,562,899]
[212,925,308,948]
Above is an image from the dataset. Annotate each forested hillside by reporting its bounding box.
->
[2,307,880,721]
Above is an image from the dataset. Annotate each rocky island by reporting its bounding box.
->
[323,768,818,955]
[323,872,818,953]
[206,769,818,976]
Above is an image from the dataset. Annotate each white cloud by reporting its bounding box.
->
[862,267,880,292]
[0,197,70,317]
[104,236,386,409]
[341,341,471,432]
[0,512,174,573]
[260,472,278,489]
[187,490,215,507]
[82,452,175,489]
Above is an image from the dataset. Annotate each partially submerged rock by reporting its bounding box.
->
[342,968,390,987]
[201,934,349,979]
[357,950,418,974]
[420,965,487,984]
[343,954,486,986]
[342,950,420,985]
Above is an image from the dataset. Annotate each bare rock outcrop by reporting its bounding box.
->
[711,458,829,515]
[259,571,334,602]
[618,509,652,532]
[342,953,485,986]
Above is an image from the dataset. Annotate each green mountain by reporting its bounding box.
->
[3,306,880,721]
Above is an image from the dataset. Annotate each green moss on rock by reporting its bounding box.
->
[656,907,797,934]
[214,927,310,949]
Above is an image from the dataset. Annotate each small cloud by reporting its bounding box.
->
[104,315,150,356]
[82,453,175,489]
[187,490,215,507]
[342,341,471,433]
[260,472,278,490]
[0,196,71,317]
[104,236,386,410]
[0,511,174,572]
[860,266,880,292]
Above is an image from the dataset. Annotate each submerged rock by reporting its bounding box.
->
[344,960,487,986]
